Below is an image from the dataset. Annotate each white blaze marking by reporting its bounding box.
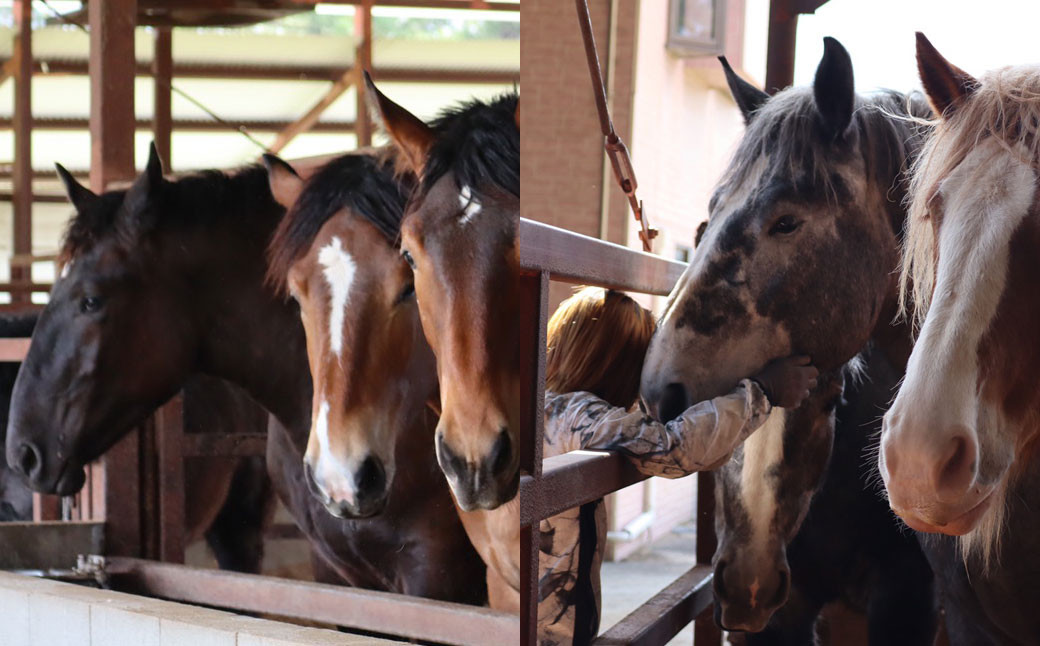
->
[316,399,331,457]
[459,185,482,224]
[317,236,356,358]
[740,407,786,551]
[60,262,72,279]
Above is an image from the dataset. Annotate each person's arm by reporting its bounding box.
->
[543,381,770,478]
[542,356,817,477]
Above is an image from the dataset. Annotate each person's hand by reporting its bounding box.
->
[752,355,818,408]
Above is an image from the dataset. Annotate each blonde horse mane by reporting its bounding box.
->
[901,64,1040,331]
[901,64,1040,571]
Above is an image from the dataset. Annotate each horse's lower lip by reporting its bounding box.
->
[896,491,994,535]
[50,460,86,496]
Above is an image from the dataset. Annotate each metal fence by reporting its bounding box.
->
[515,218,721,646]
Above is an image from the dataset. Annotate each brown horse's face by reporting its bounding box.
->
[881,36,1040,554]
[289,213,434,518]
[366,74,521,511]
[641,39,900,422]
[6,150,197,495]
[400,175,523,511]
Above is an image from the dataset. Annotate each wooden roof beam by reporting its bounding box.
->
[268,67,359,154]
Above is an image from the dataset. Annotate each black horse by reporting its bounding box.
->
[0,311,275,572]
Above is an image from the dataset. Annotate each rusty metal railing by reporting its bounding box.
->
[515,218,720,646]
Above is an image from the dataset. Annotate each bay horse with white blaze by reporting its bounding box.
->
[365,74,522,512]
[640,39,937,641]
[5,145,485,602]
[881,33,1040,643]
[264,148,512,610]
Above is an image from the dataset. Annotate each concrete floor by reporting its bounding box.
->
[599,525,699,645]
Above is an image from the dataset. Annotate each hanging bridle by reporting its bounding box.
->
[574,0,657,253]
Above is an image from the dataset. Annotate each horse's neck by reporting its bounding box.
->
[192,229,311,431]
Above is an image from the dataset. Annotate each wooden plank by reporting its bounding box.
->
[516,218,686,296]
[180,432,268,457]
[11,0,32,305]
[105,557,519,646]
[15,59,517,84]
[268,67,358,154]
[593,565,714,646]
[155,395,185,563]
[0,116,356,132]
[287,0,519,11]
[99,431,142,557]
[31,493,61,522]
[0,521,104,571]
[0,338,31,361]
[152,27,173,169]
[354,0,373,147]
[89,0,138,191]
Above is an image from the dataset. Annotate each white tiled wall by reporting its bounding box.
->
[0,572,402,646]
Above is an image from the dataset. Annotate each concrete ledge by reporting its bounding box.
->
[0,571,405,645]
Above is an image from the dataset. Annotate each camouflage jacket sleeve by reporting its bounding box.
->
[543,379,771,477]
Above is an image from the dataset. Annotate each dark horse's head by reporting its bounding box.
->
[7,144,280,495]
[641,38,926,418]
[640,39,930,632]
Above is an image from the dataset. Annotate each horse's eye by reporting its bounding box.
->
[401,250,416,270]
[769,215,802,236]
[397,283,415,304]
[80,296,103,314]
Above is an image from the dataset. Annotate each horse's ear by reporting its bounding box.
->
[363,71,434,176]
[915,32,978,118]
[719,56,769,124]
[55,163,98,212]
[694,221,708,248]
[813,37,855,140]
[123,142,164,222]
[262,154,304,209]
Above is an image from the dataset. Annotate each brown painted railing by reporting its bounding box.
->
[515,218,720,646]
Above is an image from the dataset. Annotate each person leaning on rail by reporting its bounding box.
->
[531,286,817,645]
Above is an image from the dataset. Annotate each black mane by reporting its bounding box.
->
[60,164,280,263]
[421,92,519,201]
[267,151,410,290]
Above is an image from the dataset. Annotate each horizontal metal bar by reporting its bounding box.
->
[593,564,714,646]
[0,338,30,361]
[104,557,517,646]
[516,218,685,296]
[181,433,268,457]
[517,451,647,526]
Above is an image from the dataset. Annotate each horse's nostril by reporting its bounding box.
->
[15,443,40,480]
[770,568,791,608]
[713,560,729,600]
[355,456,386,500]
[659,383,690,422]
[489,427,513,475]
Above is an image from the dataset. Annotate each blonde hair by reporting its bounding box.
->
[901,64,1040,330]
[546,287,656,409]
